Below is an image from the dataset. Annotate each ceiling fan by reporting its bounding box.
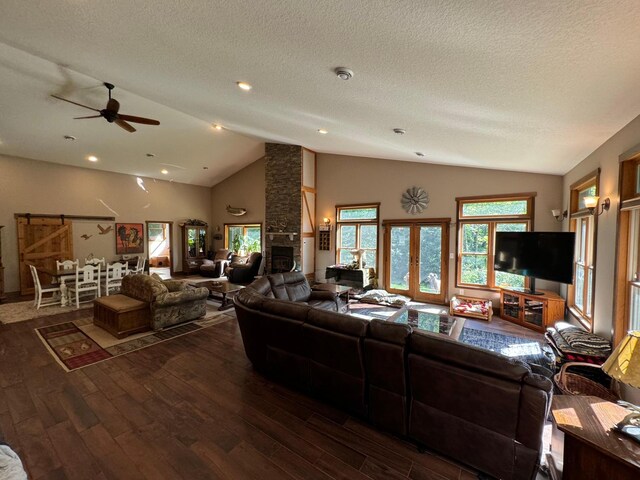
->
[51,82,160,133]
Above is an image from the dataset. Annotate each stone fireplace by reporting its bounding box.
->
[271,246,295,273]
[265,143,303,274]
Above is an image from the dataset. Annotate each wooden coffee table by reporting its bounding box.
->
[190,281,245,310]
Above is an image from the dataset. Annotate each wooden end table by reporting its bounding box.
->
[191,281,245,311]
[547,395,640,480]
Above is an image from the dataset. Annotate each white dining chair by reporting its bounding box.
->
[55,259,79,283]
[85,257,106,267]
[132,256,146,274]
[102,262,128,296]
[29,265,61,309]
[67,264,101,308]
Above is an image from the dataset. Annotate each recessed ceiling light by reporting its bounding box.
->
[87,155,98,162]
[63,135,76,141]
[317,129,328,135]
[161,169,168,175]
[415,152,425,157]
[393,128,406,135]
[236,82,252,91]
[146,153,156,157]
[212,124,223,131]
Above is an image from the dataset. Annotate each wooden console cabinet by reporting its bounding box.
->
[499,288,565,332]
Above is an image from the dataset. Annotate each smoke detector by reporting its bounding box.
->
[393,128,406,135]
[335,67,354,80]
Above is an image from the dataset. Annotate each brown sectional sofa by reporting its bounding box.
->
[234,272,552,480]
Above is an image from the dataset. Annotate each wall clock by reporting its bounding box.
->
[401,186,429,214]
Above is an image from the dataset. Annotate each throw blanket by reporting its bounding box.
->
[0,444,27,480]
[357,289,410,307]
[548,322,611,356]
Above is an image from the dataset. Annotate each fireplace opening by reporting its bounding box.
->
[271,246,295,273]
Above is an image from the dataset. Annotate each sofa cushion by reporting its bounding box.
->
[249,277,275,297]
[236,287,266,310]
[308,299,339,311]
[95,294,147,313]
[267,272,311,302]
[307,308,368,337]
[261,297,311,321]
[121,274,168,303]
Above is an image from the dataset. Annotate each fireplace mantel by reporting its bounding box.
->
[268,232,298,241]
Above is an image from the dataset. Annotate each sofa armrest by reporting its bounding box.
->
[309,290,338,302]
[155,287,209,307]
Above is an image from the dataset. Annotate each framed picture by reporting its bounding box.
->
[115,223,144,254]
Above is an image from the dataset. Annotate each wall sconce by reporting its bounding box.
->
[583,196,610,216]
[551,209,568,222]
[323,217,331,226]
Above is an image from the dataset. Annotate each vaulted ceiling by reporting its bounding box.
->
[2,1,640,185]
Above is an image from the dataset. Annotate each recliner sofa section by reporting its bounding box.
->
[234,273,552,480]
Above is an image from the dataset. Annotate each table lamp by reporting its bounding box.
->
[602,331,640,443]
[602,331,640,391]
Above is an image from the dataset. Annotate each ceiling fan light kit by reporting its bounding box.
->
[51,82,160,133]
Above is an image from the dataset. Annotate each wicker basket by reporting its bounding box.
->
[554,362,619,402]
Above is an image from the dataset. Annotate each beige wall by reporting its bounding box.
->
[0,154,212,293]
[561,114,640,338]
[210,157,265,250]
[316,154,564,303]
[561,115,640,403]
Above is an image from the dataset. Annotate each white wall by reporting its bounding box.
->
[0,154,212,293]
[316,153,564,303]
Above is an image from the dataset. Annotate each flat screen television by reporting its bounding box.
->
[494,231,575,295]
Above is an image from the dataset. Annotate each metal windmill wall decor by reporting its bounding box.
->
[401,186,429,214]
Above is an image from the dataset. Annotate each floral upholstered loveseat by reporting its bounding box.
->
[120,274,209,330]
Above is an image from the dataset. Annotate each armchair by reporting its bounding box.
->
[227,252,263,284]
[200,248,233,278]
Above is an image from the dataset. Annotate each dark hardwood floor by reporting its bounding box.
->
[0,304,544,480]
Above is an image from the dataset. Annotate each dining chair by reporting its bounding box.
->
[132,256,146,274]
[29,264,61,309]
[55,259,79,283]
[102,262,128,296]
[85,257,106,267]
[67,264,101,308]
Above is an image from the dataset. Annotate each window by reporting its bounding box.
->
[568,171,599,329]
[224,223,262,254]
[614,157,640,344]
[456,194,534,289]
[335,204,379,271]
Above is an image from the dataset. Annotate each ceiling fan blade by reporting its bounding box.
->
[115,119,136,133]
[50,95,100,112]
[73,114,103,119]
[118,114,160,125]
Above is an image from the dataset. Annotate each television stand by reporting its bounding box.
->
[500,287,565,332]
[502,277,543,296]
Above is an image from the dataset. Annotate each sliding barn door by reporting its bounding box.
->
[17,216,74,295]
[384,220,449,304]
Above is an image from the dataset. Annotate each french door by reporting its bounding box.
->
[384,219,449,304]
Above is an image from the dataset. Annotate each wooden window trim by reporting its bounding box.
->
[455,194,535,291]
[335,203,380,271]
[224,223,262,250]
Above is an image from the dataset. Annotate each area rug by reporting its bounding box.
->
[35,306,233,371]
[459,327,554,368]
[0,300,93,325]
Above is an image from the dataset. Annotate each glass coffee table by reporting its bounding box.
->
[387,308,465,340]
[190,281,245,311]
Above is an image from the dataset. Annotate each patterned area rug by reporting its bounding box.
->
[36,306,233,371]
[0,300,93,324]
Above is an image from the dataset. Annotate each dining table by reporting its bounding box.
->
[35,264,99,307]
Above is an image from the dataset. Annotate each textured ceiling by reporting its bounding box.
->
[2,1,640,180]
